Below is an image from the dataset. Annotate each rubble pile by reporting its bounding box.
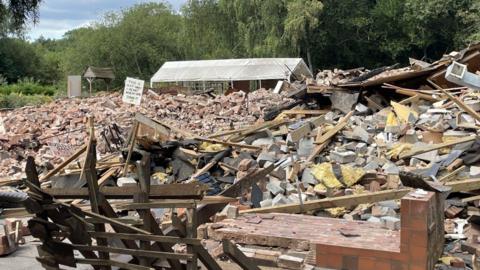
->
[0,89,291,180]
[315,68,365,86]
[4,43,480,269]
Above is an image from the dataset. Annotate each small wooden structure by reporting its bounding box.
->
[83,66,115,95]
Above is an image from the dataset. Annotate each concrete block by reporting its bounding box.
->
[355,142,368,154]
[297,137,314,157]
[330,91,359,114]
[286,183,296,194]
[367,216,381,223]
[117,177,136,187]
[272,194,289,206]
[221,204,239,219]
[257,152,277,167]
[278,254,304,269]
[263,191,272,200]
[260,199,273,208]
[329,150,356,164]
[301,168,317,186]
[352,126,370,143]
[381,216,400,231]
[266,181,285,195]
[371,205,397,217]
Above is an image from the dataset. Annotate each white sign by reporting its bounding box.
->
[122,77,145,105]
[0,118,5,135]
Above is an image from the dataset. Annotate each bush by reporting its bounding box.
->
[0,93,53,108]
[0,80,58,96]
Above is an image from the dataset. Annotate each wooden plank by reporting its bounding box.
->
[39,145,87,182]
[117,197,237,210]
[88,232,201,245]
[290,116,326,143]
[196,165,274,225]
[44,183,207,199]
[438,87,480,123]
[194,137,261,150]
[315,111,353,144]
[240,189,411,214]
[193,245,223,270]
[76,258,153,270]
[135,113,170,137]
[399,136,477,159]
[85,218,143,225]
[282,109,329,115]
[222,239,260,270]
[446,178,480,192]
[83,117,110,266]
[462,195,480,203]
[122,121,139,176]
[307,128,330,163]
[228,119,289,142]
[80,210,153,235]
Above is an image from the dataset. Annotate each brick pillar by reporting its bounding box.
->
[400,192,444,270]
[315,191,444,270]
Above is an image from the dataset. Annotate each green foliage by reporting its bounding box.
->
[61,3,183,87]
[0,79,58,96]
[1,0,480,99]
[0,93,52,108]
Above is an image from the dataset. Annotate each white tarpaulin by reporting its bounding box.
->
[150,58,312,83]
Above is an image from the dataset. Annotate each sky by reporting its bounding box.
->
[27,0,187,40]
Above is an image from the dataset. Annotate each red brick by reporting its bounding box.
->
[373,259,392,270]
[342,255,358,270]
[358,257,376,270]
[326,254,343,269]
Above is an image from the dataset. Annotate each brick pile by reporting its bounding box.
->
[0,89,292,179]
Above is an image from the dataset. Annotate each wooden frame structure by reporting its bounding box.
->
[23,117,222,270]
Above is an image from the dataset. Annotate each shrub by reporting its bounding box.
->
[0,93,53,108]
[0,79,58,96]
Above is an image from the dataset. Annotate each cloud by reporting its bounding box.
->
[27,0,186,40]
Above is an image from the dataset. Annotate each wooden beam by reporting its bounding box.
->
[88,232,201,245]
[194,137,261,150]
[73,245,193,260]
[135,113,170,137]
[122,121,139,176]
[315,111,353,144]
[399,136,476,159]
[222,239,260,270]
[43,183,207,199]
[39,145,87,182]
[76,259,153,270]
[228,119,288,142]
[116,196,238,210]
[446,178,480,192]
[240,189,411,214]
[438,87,480,123]
[282,109,329,115]
[290,115,326,142]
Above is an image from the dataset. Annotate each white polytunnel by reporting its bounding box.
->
[150,58,313,83]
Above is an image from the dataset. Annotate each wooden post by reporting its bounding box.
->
[122,121,139,176]
[186,205,198,270]
[83,117,110,269]
[135,151,152,267]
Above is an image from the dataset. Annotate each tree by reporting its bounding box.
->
[0,0,41,35]
[283,0,323,71]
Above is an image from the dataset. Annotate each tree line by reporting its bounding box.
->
[0,0,479,89]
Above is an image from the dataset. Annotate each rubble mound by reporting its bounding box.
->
[0,89,292,179]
